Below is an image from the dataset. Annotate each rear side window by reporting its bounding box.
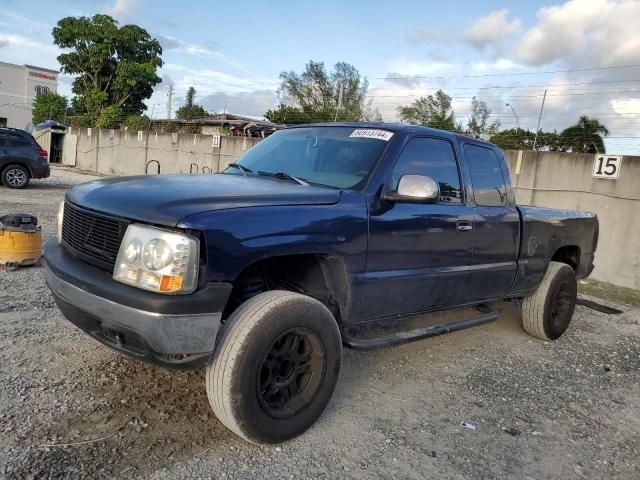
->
[0,134,6,148]
[7,133,32,148]
[464,144,507,207]
[391,137,463,204]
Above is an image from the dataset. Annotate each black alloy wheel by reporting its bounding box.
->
[257,328,326,419]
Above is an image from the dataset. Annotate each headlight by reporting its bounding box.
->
[113,224,199,294]
[57,201,65,243]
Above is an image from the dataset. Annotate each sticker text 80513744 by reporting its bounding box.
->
[349,129,394,141]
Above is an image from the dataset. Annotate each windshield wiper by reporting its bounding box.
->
[227,163,252,176]
[257,171,309,186]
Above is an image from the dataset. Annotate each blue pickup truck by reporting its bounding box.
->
[44,123,598,444]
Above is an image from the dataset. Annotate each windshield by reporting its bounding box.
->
[224,126,394,189]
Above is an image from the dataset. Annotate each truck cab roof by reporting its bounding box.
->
[286,122,498,148]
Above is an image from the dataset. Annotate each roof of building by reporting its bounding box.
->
[0,61,59,74]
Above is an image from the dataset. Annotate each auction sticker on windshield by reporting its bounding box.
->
[349,129,394,141]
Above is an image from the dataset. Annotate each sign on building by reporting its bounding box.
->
[593,155,622,180]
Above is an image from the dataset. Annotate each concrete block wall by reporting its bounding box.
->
[69,127,261,176]
[505,150,640,290]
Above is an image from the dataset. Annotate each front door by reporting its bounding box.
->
[364,136,475,319]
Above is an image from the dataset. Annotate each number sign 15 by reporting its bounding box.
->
[593,155,622,179]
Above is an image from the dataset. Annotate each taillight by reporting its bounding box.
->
[37,149,48,158]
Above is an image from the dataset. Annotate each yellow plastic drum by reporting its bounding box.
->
[0,227,42,267]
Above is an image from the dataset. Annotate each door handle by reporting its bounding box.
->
[456,221,473,233]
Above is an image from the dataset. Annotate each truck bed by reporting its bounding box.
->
[511,206,598,296]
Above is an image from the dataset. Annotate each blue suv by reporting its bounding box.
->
[0,128,50,188]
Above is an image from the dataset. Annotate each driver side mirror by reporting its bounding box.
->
[383,175,440,204]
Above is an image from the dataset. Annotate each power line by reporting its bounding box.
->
[375,64,640,80]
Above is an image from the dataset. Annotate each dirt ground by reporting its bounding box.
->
[1,168,639,479]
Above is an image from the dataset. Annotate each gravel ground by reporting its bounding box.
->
[1,167,639,479]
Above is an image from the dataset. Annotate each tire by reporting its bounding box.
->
[522,261,577,340]
[1,165,30,189]
[206,290,342,444]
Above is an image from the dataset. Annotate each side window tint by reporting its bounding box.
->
[8,134,31,148]
[464,144,507,207]
[0,134,6,148]
[391,137,462,203]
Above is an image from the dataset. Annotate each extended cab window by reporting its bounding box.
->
[391,137,462,203]
[464,144,507,207]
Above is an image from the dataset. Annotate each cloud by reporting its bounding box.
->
[199,90,279,118]
[386,59,456,78]
[104,0,139,22]
[404,28,456,47]
[515,0,640,67]
[471,59,526,73]
[154,34,249,72]
[145,64,279,117]
[0,33,60,70]
[464,9,521,49]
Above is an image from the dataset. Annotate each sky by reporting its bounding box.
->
[1,0,640,153]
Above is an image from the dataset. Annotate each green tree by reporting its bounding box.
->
[559,116,609,153]
[32,93,68,124]
[52,14,162,127]
[490,128,535,150]
[267,60,369,123]
[466,97,500,139]
[175,87,209,120]
[123,114,151,131]
[489,128,564,151]
[397,89,459,132]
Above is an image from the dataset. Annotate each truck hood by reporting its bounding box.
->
[66,174,341,226]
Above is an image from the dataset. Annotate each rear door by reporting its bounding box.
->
[463,143,520,301]
[365,136,475,318]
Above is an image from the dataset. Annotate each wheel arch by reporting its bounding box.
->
[551,245,581,272]
[225,253,351,324]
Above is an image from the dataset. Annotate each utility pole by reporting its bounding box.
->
[144,105,155,170]
[166,83,174,120]
[334,84,344,122]
[532,89,547,151]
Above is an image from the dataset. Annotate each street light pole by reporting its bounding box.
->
[505,103,519,132]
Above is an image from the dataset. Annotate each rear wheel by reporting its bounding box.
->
[522,261,577,340]
[206,290,342,444]
[1,165,30,189]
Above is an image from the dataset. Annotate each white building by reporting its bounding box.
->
[0,62,59,129]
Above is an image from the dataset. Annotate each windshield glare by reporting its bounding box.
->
[225,127,393,189]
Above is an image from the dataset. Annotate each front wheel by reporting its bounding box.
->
[206,290,342,444]
[522,261,577,340]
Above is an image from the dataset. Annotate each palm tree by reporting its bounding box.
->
[560,116,609,153]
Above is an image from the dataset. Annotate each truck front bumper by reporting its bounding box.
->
[44,241,232,369]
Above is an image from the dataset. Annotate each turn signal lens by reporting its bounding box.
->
[160,275,184,292]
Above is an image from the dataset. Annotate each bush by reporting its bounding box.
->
[124,115,151,131]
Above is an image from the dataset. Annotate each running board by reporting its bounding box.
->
[342,304,498,351]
